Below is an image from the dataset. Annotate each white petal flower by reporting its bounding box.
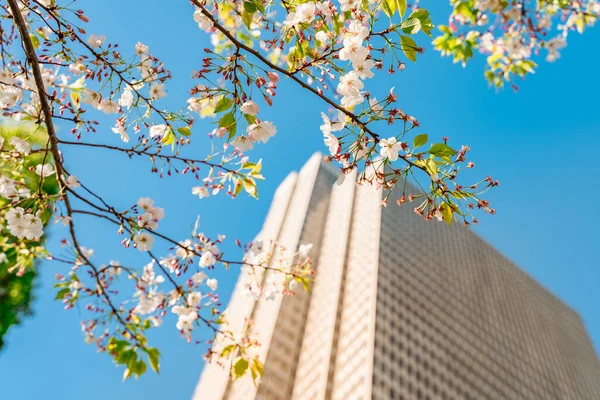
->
[247,121,277,144]
[137,197,154,211]
[192,186,210,199]
[323,132,340,155]
[111,123,129,143]
[118,86,134,109]
[54,215,72,226]
[206,278,218,291]
[231,136,254,152]
[134,232,155,251]
[379,137,401,161]
[87,34,105,48]
[10,137,30,155]
[65,175,81,188]
[149,124,169,138]
[240,100,259,116]
[187,291,202,307]
[149,82,166,100]
[35,163,55,178]
[192,271,208,285]
[193,9,214,31]
[298,243,313,258]
[98,100,120,114]
[199,251,216,268]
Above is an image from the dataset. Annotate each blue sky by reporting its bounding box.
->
[1,1,599,399]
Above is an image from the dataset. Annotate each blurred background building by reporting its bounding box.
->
[194,153,600,400]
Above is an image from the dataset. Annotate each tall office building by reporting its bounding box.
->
[193,153,600,400]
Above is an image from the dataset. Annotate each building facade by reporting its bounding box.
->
[194,153,600,400]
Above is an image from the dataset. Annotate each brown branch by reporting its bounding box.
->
[190,1,425,171]
[7,0,143,348]
[58,139,239,174]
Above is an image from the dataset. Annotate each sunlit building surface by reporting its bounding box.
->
[194,153,600,400]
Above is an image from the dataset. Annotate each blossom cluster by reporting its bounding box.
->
[1,0,590,384]
[434,0,600,86]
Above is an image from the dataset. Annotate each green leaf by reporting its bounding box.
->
[241,11,252,29]
[243,1,257,13]
[55,288,70,300]
[401,17,421,35]
[219,112,236,129]
[244,114,257,125]
[221,344,236,358]
[233,179,244,197]
[227,122,237,140]
[413,133,428,149]
[428,143,456,157]
[396,0,407,17]
[146,348,160,373]
[29,34,40,50]
[233,357,249,379]
[136,360,147,377]
[214,97,233,113]
[382,0,394,18]
[253,359,264,377]
[252,0,265,13]
[242,178,258,199]
[177,126,192,136]
[400,35,418,62]
[160,129,175,150]
[442,203,454,226]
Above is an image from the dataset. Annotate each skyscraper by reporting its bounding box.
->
[193,153,600,400]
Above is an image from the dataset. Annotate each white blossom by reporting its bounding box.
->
[66,175,81,188]
[240,100,259,116]
[323,132,340,156]
[99,99,120,114]
[81,89,101,108]
[192,186,210,199]
[10,137,30,155]
[0,87,22,109]
[35,163,55,177]
[118,86,134,109]
[193,9,214,31]
[6,207,44,240]
[247,121,277,144]
[298,243,313,258]
[149,82,166,100]
[199,250,216,268]
[546,37,567,62]
[135,42,149,55]
[379,137,402,161]
[134,232,155,251]
[187,291,202,307]
[149,124,169,138]
[337,71,364,107]
[319,111,345,135]
[87,34,105,48]
[0,176,18,198]
[232,136,254,152]
[192,271,208,285]
[54,215,72,226]
[206,278,218,291]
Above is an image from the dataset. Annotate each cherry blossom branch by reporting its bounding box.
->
[7,0,145,349]
[57,139,240,174]
[191,1,426,172]
[31,0,174,128]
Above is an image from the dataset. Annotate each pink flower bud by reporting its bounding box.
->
[267,72,280,83]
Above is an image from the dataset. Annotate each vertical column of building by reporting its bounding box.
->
[225,154,337,400]
[330,183,382,400]
[192,172,299,400]
[291,170,357,400]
